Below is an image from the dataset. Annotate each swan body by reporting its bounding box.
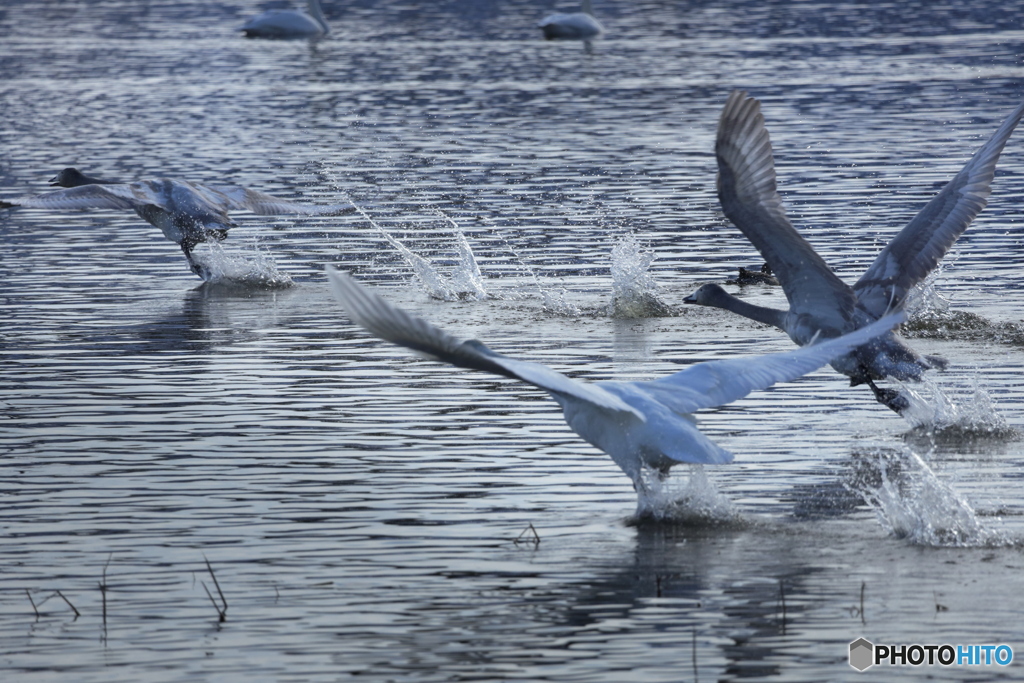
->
[539,1,603,40]
[326,267,902,497]
[241,0,329,39]
[2,168,353,278]
[684,92,1024,412]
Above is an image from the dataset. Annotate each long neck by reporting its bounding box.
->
[308,0,329,32]
[709,290,788,330]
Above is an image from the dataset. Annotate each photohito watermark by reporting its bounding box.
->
[849,638,1013,671]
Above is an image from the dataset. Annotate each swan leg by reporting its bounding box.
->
[864,377,909,414]
[180,241,210,280]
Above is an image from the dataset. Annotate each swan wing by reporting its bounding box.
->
[326,268,643,418]
[207,185,354,216]
[636,312,904,414]
[853,101,1024,316]
[1,183,144,212]
[717,91,857,328]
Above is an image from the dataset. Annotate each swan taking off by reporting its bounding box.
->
[326,267,902,504]
[538,0,604,40]
[1,168,354,278]
[685,92,1024,413]
[241,0,329,39]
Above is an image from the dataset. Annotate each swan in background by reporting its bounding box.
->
[1,168,354,279]
[685,91,1024,413]
[241,0,329,39]
[538,0,604,40]
[326,267,902,505]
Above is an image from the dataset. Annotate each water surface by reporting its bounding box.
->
[3,1,1024,680]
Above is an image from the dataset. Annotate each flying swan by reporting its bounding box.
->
[685,92,1024,412]
[1,168,354,278]
[326,267,902,504]
[241,0,329,39]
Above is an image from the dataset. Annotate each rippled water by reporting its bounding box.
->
[3,1,1024,681]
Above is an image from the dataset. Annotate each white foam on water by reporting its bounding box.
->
[898,376,1012,436]
[608,232,674,318]
[633,465,742,524]
[193,239,294,288]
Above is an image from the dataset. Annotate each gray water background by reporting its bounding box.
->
[3,1,1024,680]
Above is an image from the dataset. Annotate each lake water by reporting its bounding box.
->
[3,1,1024,681]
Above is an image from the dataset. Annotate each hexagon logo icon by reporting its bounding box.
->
[849,638,874,671]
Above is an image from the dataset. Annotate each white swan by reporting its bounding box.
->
[538,0,604,40]
[241,0,329,39]
[684,92,1024,412]
[326,267,902,499]
[1,168,353,278]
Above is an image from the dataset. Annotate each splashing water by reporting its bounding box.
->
[849,447,997,547]
[346,200,488,301]
[633,465,742,524]
[473,216,581,316]
[193,240,293,289]
[609,233,674,318]
[896,376,1014,438]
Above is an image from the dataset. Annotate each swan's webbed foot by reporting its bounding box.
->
[865,377,910,414]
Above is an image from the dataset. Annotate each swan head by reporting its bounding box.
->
[50,168,88,187]
[683,283,733,307]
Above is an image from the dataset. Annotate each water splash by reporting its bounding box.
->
[471,217,581,316]
[847,447,997,547]
[896,376,1014,438]
[193,240,293,289]
[347,200,488,301]
[632,465,742,524]
[608,233,674,318]
[903,266,1024,345]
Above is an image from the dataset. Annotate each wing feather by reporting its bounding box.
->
[635,312,904,414]
[325,268,643,418]
[716,91,857,328]
[854,101,1024,316]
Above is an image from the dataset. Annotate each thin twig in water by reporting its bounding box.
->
[55,590,80,618]
[513,523,541,546]
[26,589,39,619]
[860,581,866,625]
[202,555,228,622]
[100,553,113,642]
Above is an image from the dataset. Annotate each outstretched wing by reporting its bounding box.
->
[0,183,142,212]
[634,312,904,415]
[325,268,643,418]
[206,185,355,216]
[716,90,857,329]
[853,101,1024,317]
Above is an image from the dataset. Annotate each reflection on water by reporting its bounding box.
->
[3,0,1024,681]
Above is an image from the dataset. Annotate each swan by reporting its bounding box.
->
[538,0,604,40]
[1,168,354,278]
[241,0,329,39]
[326,267,902,501]
[684,92,1024,412]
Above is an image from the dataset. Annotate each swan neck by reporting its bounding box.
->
[713,291,787,330]
[308,0,329,32]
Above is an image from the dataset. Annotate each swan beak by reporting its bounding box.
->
[48,176,60,185]
[682,293,698,304]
